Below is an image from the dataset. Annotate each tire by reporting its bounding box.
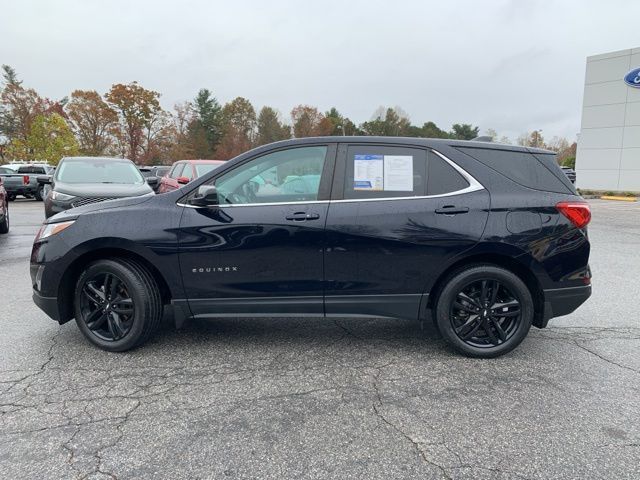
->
[434,265,533,358]
[34,186,43,202]
[74,258,163,352]
[7,194,15,202]
[0,201,8,234]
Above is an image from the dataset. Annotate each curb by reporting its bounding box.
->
[600,195,637,202]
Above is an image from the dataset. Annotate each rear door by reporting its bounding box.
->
[324,143,490,320]
[161,162,184,192]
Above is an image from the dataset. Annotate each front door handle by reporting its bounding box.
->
[285,212,320,221]
[435,205,470,215]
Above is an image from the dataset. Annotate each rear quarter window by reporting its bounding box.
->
[427,152,469,195]
[457,147,573,194]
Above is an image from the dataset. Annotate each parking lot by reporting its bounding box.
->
[0,199,638,479]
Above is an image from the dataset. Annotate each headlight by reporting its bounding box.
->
[35,221,75,241]
[51,191,74,201]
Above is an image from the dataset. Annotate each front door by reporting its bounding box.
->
[178,144,336,318]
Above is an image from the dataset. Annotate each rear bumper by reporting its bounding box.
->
[541,285,591,326]
[32,288,61,322]
[6,185,38,195]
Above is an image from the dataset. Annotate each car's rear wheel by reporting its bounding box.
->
[7,194,15,202]
[74,258,163,352]
[434,265,533,358]
[0,201,9,234]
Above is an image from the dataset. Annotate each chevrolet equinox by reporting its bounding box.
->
[31,137,592,357]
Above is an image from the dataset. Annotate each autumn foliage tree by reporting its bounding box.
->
[105,82,163,163]
[216,97,256,159]
[291,105,332,138]
[66,90,118,156]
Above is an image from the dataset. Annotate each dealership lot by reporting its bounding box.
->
[0,200,639,479]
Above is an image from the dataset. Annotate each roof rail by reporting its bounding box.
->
[472,136,494,142]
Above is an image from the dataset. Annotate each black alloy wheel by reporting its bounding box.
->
[79,272,135,341]
[450,279,521,348]
[435,265,533,358]
[74,258,163,351]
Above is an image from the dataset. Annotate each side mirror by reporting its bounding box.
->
[189,185,219,207]
[37,175,52,185]
[146,176,159,186]
[177,176,191,185]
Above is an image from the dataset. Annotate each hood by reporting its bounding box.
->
[54,181,153,198]
[47,192,155,223]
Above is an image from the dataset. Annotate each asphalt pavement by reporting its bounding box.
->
[0,198,638,479]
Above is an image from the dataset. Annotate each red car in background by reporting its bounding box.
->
[0,176,9,233]
[157,160,225,193]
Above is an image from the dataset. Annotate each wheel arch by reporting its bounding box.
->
[57,246,173,323]
[425,250,546,328]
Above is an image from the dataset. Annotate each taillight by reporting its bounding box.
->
[23,175,30,185]
[556,201,591,229]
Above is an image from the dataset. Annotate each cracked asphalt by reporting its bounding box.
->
[1,199,639,479]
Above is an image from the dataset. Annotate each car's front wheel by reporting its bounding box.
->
[434,265,533,358]
[74,258,163,352]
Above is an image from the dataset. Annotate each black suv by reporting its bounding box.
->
[31,137,591,357]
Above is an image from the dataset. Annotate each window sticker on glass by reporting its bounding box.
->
[383,155,413,191]
[354,154,384,190]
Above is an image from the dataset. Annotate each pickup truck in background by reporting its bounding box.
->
[0,164,54,201]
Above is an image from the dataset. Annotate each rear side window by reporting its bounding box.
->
[457,147,573,194]
[343,145,427,199]
[531,152,577,194]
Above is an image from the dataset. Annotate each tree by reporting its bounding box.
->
[105,82,163,162]
[216,97,256,159]
[557,141,577,166]
[484,128,499,141]
[291,105,332,137]
[256,106,290,145]
[450,123,480,140]
[418,121,448,138]
[361,107,411,136]
[517,130,545,148]
[0,83,46,146]
[192,88,223,156]
[324,107,358,136]
[2,65,21,87]
[66,90,118,156]
[5,113,78,163]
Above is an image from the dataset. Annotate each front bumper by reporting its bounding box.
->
[542,285,592,326]
[32,288,62,322]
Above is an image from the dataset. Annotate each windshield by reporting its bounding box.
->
[56,159,144,184]
[194,163,222,177]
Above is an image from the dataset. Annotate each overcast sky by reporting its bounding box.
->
[3,0,640,142]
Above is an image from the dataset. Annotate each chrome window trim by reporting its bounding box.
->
[177,149,484,208]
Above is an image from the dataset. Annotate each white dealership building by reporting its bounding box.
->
[576,47,640,191]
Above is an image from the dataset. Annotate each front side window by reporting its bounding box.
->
[214,146,327,205]
[170,163,185,179]
[55,159,144,184]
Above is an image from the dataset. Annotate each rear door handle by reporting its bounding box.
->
[435,205,469,215]
[285,212,320,221]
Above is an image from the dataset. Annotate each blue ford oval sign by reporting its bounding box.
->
[624,67,640,88]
